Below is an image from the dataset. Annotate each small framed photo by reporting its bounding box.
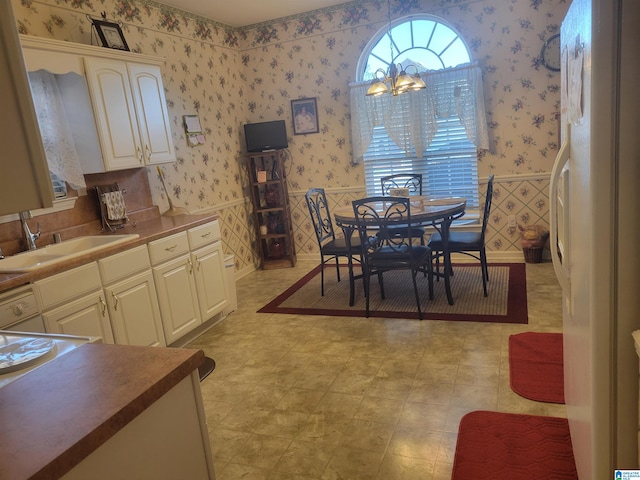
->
[92,19,130,51]
[291,97,319,135]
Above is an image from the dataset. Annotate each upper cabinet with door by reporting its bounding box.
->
[20,35,176,174]
[83,58,175,172]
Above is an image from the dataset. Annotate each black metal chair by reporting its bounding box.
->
[352,196,433,320]
[428,174,494,296]
[305,188,361,296]
[380,173,423,197]
[380,174,426,245]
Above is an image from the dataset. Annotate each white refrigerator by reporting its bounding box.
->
[550,0,640,477]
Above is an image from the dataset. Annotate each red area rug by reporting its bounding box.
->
[258,263,528,323]
[509,332,564,403]
[452,411,577,479]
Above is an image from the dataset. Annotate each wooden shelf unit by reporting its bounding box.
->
[247,150,296,269]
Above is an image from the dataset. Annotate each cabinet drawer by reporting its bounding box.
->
[98,245,151,285]
[35,262,102,310]
[187,221,221,250]
[148,232,189,266]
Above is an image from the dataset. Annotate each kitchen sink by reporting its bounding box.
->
[0,234,140,273]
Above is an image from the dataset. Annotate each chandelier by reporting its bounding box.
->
[366,0,426,97]
[366,63,426,96]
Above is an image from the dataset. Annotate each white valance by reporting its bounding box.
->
[349,64,490,163]
[28,70,86,191]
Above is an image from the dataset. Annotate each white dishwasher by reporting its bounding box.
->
[0,285,45,333]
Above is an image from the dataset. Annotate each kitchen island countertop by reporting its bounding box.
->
[0,342,205,479]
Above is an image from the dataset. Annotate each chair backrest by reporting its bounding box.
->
[479,174,495,240]
[380,174,423,196]
[352,196,417,263]
[305,188,336,246]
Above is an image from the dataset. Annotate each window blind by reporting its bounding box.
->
[364,115,479,208]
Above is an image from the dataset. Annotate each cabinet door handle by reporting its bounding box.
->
[145,145,151,160]
[136,146,143,163]
[195,256,201,271]
[187,258,193,274]
[111,292,119,311]
[200,232,211,238]
[164,244,177,252]
[99,295,107,316]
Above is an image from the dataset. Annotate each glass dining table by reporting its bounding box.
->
[333,196,467,307]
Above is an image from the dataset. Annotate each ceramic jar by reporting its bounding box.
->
[268,238,284,259]
[265,187,279,207]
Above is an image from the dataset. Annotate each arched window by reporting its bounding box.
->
[352,16,487,210]
[358,17,471,81]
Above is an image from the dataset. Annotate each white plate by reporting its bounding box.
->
[0,336,56,374]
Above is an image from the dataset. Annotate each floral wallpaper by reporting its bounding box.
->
[12,0,568,274]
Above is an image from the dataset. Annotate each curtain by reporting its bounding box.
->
[349,64,489,163]
[28,70,86,191]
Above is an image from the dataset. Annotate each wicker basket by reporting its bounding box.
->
[523,247,544,263]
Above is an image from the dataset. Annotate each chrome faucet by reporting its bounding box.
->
[19,211,40,251]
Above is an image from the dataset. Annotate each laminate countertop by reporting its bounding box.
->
[0,342,205,480]
[0,212,218,293]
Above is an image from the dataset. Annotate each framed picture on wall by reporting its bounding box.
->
[92,19,130,51]
[291,97,319,135]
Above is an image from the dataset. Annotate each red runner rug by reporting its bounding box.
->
[452,411,577,479]
[509,332,564,403]
[258,263,528,323]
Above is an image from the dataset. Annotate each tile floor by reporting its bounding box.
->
[188,259,566,480]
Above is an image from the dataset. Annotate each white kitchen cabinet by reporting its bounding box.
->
[34,262,114,343]
[149,232,202,345]
[127,63,175,165]
[83,58,175,172]
[19,35,176,175]
[83,57,142,171]
[103,271,165,347]
[192,243,228,320]
[150,221,230,346]
[41,291,113,342]
[99,245,165,347]
[189,222,230,321]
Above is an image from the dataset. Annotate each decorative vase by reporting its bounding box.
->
[269,238,284,259]
[265,187,279,207]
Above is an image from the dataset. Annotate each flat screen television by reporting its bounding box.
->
[244,120,288,153]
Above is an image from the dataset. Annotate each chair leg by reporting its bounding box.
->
[348,255,357,306]
[335,256,341,282]
[426,260,434,301]
[480,248,489,282]
[480,249,488,297]
[320,256,326,296]
[377,271,385,299]
[443,252,455,306]
[364,270,371,317]
[411,270,423,320]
